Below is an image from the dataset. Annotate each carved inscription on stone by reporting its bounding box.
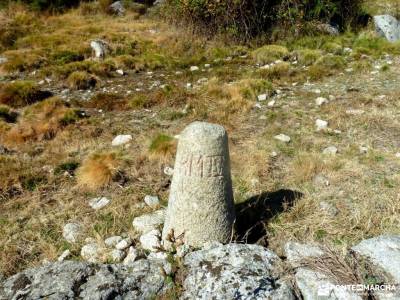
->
[180,154,224,178]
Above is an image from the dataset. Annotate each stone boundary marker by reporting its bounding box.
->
[162,122,235,248]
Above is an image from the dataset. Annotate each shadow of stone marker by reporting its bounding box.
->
[162,122,235,248]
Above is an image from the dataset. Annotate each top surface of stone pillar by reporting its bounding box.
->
[162,122,235,248]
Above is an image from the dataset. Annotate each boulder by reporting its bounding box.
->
[374,15,400,42]
[352,235,400,282]
[0,260,168,299]
[182,243,294,300]
[90,40,110,59]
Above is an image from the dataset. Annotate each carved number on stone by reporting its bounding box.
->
[181,154,224,178]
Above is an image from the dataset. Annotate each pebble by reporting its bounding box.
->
[274,134,291,143]
[57,250,71,262]
[116,69,124,75]
[123,247,139,265]
[81,243,102,263]
[190,66,199,72]
[110,249,126,263]
[359,146,368,154]
[258,94,267,101]
[63,223,82,243]
[267,100,275,107]
[140,229,161,252]
[316,119,328,131]
[104,236,123,248]
[132,209,165,234]
[112,135,132,146]
[315,97,328,106]
[204,64,211,68]
[89,197,111,210]
[115,238,133,250]
[144,195,160,208]
[164,166,174,176]
[323,146,338,155]
[396,153,400,158]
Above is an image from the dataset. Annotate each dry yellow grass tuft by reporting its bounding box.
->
[4,97,80,146]
[76,152,122,190]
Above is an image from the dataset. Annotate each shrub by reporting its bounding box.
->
[0,81,52,108]
[162,0,364,40]
[252,45,289,65]
[67,71,97,90]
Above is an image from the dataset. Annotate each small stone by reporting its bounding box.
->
[63,223,82,243]
[57,250,71,262]
[176,244,190,258]
[163,166,174,176]
[284,242,324,267]
[123,247,139,265]
[254,103,262,109]
[81,243,102,263]
[316,119,328,131]
[319,201,339,217]
[0,57,8,64]
[190,66,199,72]
[110,249,126,263]
[88,197,111,210]
[346,109,364,115]
[396,153,400,158]
[270,151,278,158]
[323,146,338,155]
[328,95,336,101]
[258,94,267,101]
[315,97,328,106]
[132,209,165,234]
[116,69,124,75]
[186,83,192,88]
[144,195,160,208]
[267,100,275,107]
[109,0,125,16]
[313,174,330,187]
[115,238,133,250]
[104,236,123,248]
[359,146,368,154]
[313,89,322,94]
[204,64,211,68]
[274,134,291,143]
[140,229,161,252]
[112,135,132,146]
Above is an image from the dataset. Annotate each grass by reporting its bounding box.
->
[0,81,52,108]
[252,45,289,65]
[76,152,123,191]
[0,0,400,283]
[67,71,97,90]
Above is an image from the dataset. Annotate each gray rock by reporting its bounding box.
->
[352,235,400,282]
[320,201,339,217]
[104,236,123,248]
[112,134,132,146]
[0,260,168,299]
[123,247,139,265]
[140,229,161,252]
[109,1,125,16]
[274,134,291,143]
[318,23,339,36]
[81,243,103,263]
[110,249,126,263]
[90,39,110,59]
[182,243,294,300]
[0,57,7,65]
[323,146,338,155]
[162,122,235,248]
[144,195,160,208]
[62,223,82,243]
[284,242,324,267]
[132,209,165,234]
[295,268,362,300]
[88,197,110,210]
[374,15,400,42]
[58,250,71,262]
[115,238,132,250]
